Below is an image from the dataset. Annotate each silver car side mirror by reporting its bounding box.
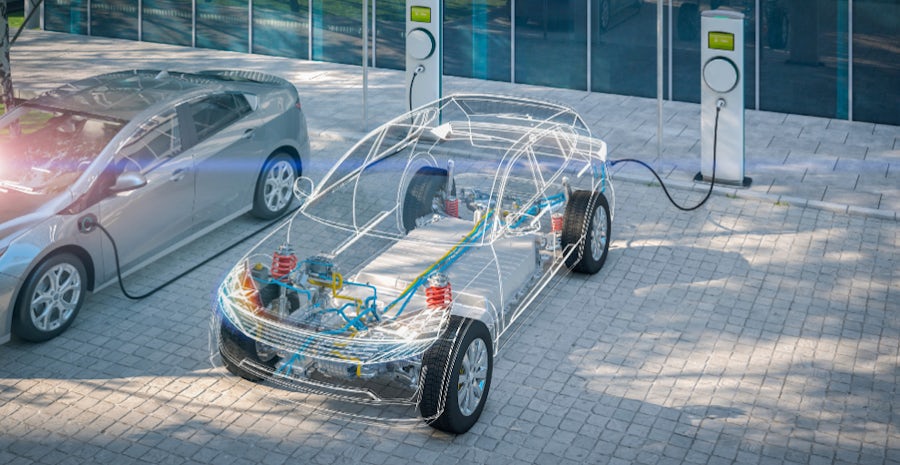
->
[110,171,148,193]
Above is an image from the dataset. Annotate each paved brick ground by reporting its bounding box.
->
[1,30,898,465]
[1,181,897,465]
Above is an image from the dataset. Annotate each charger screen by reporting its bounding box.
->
[708,31,735,51]
[411,6,431,23]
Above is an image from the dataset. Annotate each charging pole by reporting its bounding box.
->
[405,0,441,111]
[698,10,750,187]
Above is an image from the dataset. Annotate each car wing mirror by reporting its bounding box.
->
[110,171,148,193]
[293,176,315,204]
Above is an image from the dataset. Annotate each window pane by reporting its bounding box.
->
[760,0,848,118]
[253,0,310,59]
[591,0,653,97]
[445,0,512,82]
[119,111,180,173]
[852,0,900,125]
[671,1,756,105]
[196,0,249,53]
[143,0,192,47]
[44,0,88,34]
[311,0,362,65]
[374,0,404,70]
[515,0,587,90]
[90,0,138,40]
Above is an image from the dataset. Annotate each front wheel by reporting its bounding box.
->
[13,253,87,342]
[420,317,493,434]
[561,190,611,274]
[402,166,448,232]
[252,151,298,220]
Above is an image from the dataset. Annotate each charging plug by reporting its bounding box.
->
[716,98,726,109]
[78,214,98,234]
[414,64,425,75]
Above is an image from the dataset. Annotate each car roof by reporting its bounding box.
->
[29,69,276,122]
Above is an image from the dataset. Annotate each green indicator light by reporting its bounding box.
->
[410,6,431,23]
[708,31,735,51]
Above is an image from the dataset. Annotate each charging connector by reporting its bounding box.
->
[408,65,426,111]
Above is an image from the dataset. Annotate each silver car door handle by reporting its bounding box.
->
[242,128,255,140]
[170,168,187,182]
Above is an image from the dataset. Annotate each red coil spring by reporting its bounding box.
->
[551,213,564,232]
[445,197,459,218]
[426,283,452,309]
[271,251,297,280]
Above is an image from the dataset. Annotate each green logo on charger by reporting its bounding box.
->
[411,6,431,23]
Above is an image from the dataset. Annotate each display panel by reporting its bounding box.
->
[410,6,431,23]
[708,31,735,51]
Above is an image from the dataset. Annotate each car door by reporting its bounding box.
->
[96,106,195,276]
[187,92,261,231]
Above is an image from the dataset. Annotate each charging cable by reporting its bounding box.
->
[408,64,425,111]
[79,208,298,300]
[609,100,723,212]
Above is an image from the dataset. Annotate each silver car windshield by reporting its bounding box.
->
[0,106,123,195]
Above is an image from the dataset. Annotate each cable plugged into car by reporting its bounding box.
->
[608,101,723,212]
[77,214,98,234]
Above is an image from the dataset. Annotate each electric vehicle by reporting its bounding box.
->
[0,69,310,344]
[216,94,614,434]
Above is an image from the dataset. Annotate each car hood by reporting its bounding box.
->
[0,190,55,242]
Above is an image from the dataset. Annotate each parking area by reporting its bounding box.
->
[0,31,898,465]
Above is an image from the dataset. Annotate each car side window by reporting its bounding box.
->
[116,110,181,173]
[187,93,252,143]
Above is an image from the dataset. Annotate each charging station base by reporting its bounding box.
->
[694,172,752,188]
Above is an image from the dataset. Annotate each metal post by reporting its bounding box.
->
[363,0,368,130]
[586,0,591,92]
[248,0,254,54]
[848,0,853,121]
[0,0,15,113]
[755,0,760,110]
[656,0,663,158]
[667,0,672,100]
[138,0,143,42]
[510,0,515,83]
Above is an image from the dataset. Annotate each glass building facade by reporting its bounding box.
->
[39,0,900,125]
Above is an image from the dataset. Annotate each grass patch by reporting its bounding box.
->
[775,200,789,207]
[9,11,24,31]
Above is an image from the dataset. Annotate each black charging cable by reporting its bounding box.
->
[408,64,425,112]
[610,102,722,212]
[80,207,298,300]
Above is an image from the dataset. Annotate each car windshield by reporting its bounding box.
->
[0,105,123,195]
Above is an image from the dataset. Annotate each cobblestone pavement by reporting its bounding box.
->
[1,30,898,465]
[1,181,897,465]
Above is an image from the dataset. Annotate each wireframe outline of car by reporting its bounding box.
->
[0,69,310,344]
[215,94,614,434]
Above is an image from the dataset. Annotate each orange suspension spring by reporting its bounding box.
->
[425,272,452,309]
[271,245,297,280]
[551,213,564,232]
[445,196,459,218]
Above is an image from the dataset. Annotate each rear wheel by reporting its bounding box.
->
[402,166,448,232]
[13,253,87,342]
[252,151,298,219]
[561,190,611,274]
[420,317,493,434]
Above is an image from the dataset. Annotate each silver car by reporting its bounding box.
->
[0,69,310,343]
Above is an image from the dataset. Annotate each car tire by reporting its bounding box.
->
[420,316,493,434]
[219,319,279,382]
[561,190,611,274]
[402,166,448,232]
[252,151,298,220]
[12,253,87,342]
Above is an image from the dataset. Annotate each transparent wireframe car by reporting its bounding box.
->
[215,94,615,433]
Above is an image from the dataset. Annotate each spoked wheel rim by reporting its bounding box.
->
[458,338,489,416]
[263,160,295,212]
[590,202,608,262]
[29,263,82,332]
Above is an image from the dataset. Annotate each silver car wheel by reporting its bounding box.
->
[29,263,82,332]
[458,338,489,416]
[590,202,608,261]
[263,160,295,212]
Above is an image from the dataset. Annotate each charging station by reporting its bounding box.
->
[405,0,442,111]
[698,9,750,187]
